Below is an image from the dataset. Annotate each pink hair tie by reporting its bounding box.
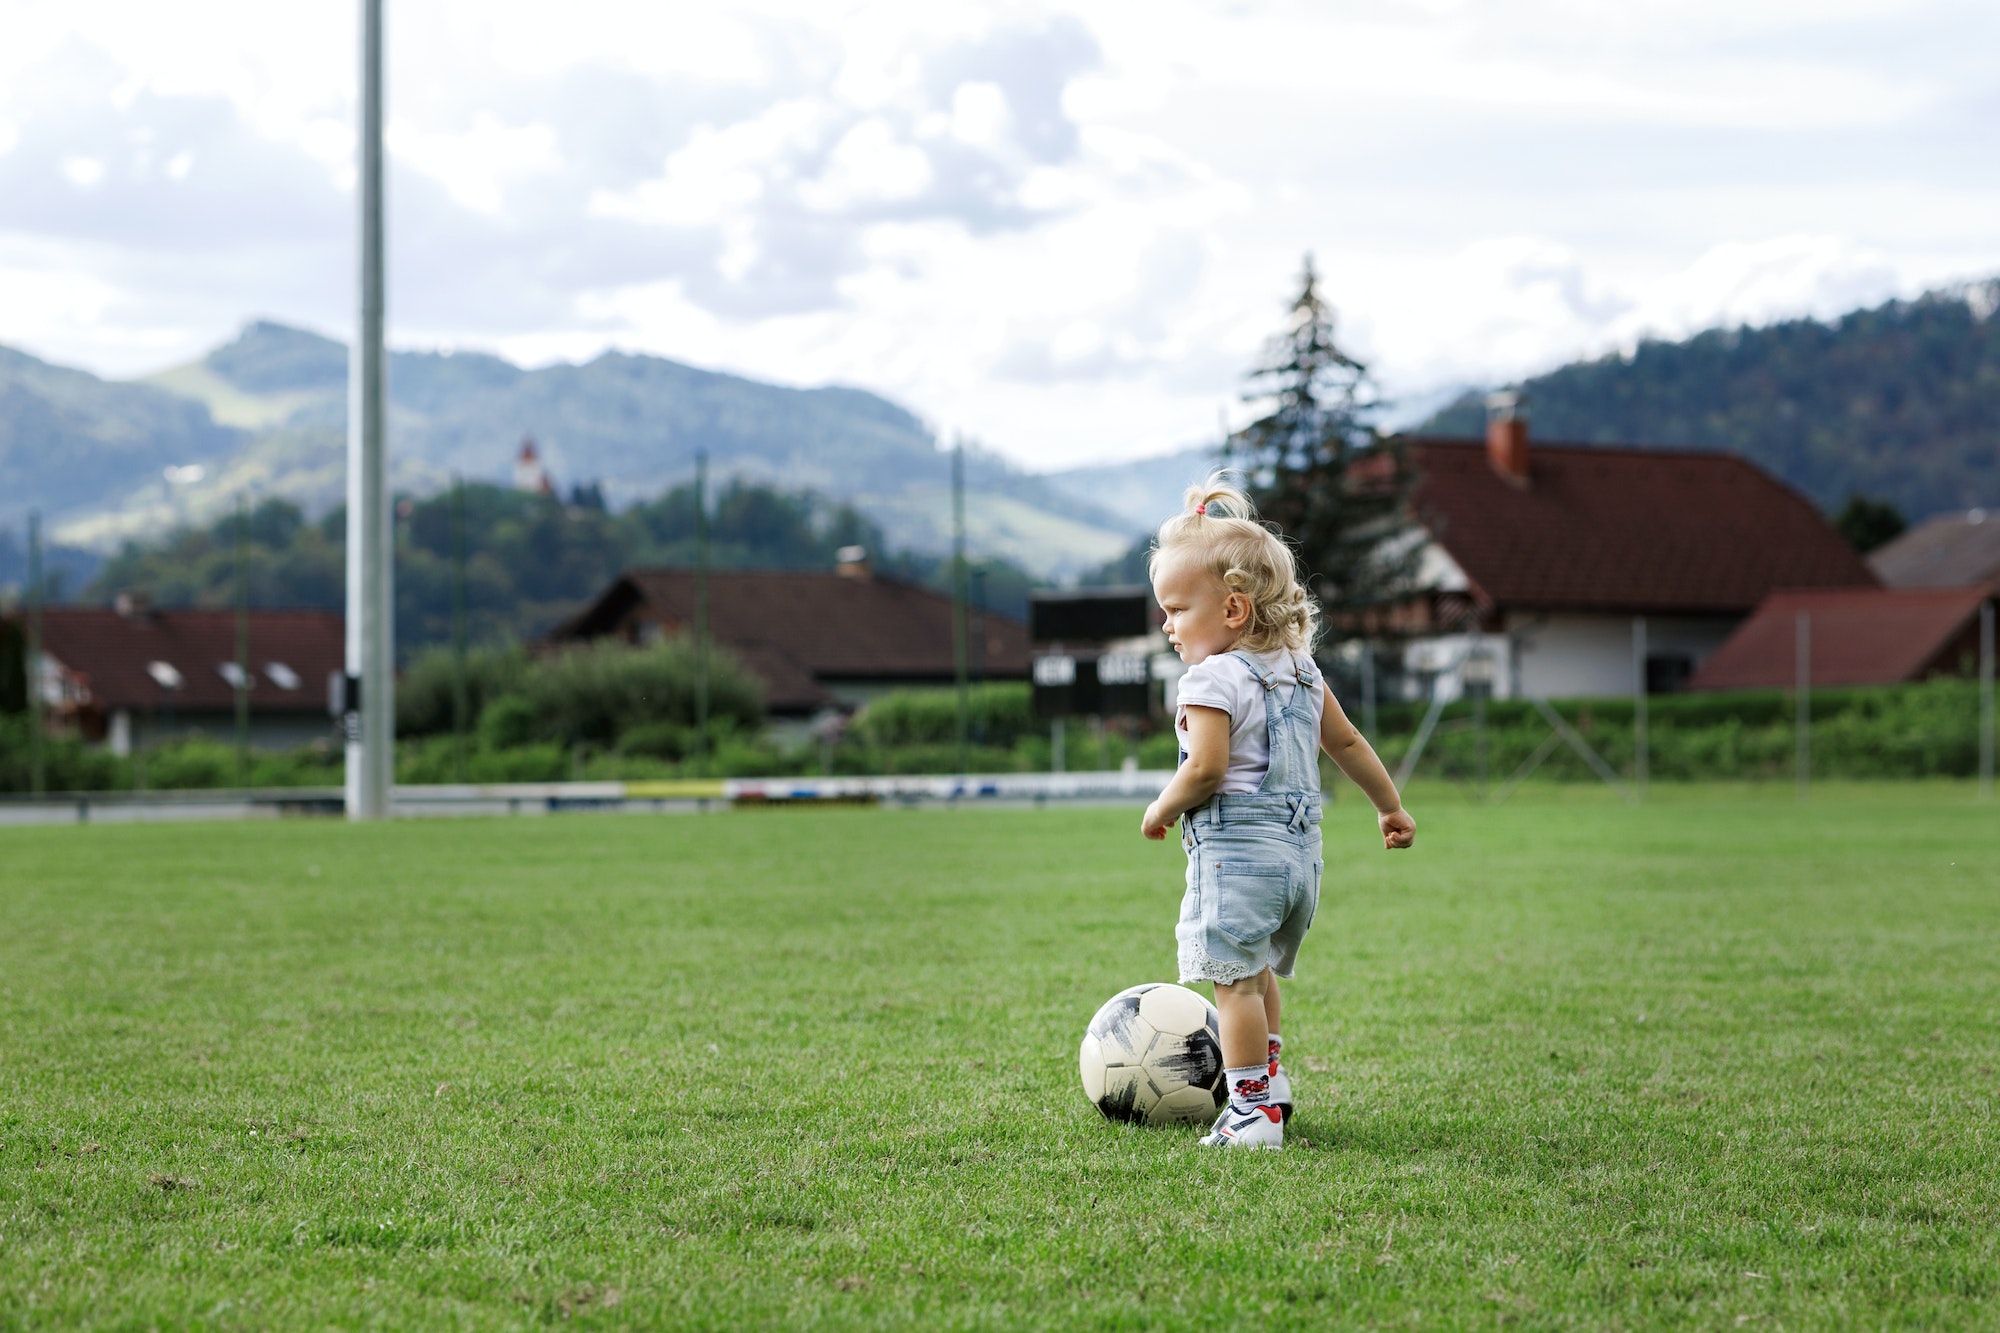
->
[1195,503,1206,516]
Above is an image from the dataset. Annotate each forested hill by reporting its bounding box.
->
[1419,280,2000,521]
[4,322,1133,580]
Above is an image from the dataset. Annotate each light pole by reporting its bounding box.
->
[1461,643,1494,799]
[344,0,392,819]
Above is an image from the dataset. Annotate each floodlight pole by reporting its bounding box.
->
[344,0,393,820]
[1633,616,1648,799]
[1980,600,1994,801]
[449,474,469,783]
[234,495,250,784]
[26,511,44,797]
[1360,641,1377,739]
[1795,611,1810,802]
[951,436,970,776]
[694,450,710,775]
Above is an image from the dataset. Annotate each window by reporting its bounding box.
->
[264,661,302,690]
[217,662,252,690]
[1645,654,1694,695]
[146,660,184,691]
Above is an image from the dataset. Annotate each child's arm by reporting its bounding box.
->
[1320,683,1416,850]
[1140,705,1229,840]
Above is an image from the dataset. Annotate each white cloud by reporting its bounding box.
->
[0,0,1996,472]
[588,99,828,227]
[799,117,933,210]
[950,81,1010,148]
[60,156,105,187]
[388,112,560,216]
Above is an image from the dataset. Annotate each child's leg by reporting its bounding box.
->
[1260,969,1292,1120]
[1204,971,1284,1147]
[1213,972,1270,1069]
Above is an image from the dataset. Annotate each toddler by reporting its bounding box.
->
[1140,476,1416,1150]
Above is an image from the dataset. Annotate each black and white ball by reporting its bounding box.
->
[1079,983,1225,1125]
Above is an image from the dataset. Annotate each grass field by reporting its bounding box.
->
[3,786,1998,1330]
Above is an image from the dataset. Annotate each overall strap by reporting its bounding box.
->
[1230,649,1279,691]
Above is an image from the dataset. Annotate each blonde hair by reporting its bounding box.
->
[1148,473,1319,653]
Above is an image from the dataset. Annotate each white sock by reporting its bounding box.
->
[1267,1031,1283,1074]
[1225,1063,1271,1116]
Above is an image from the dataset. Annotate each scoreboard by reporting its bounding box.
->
[1029,587,1166,719]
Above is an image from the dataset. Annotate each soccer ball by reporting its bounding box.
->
[1078,982,1225,1126]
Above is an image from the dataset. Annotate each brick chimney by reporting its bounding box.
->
[835,545,871,579]
[1485,390,1530,486]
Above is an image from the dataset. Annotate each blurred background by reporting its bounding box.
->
[2,0,1997,801]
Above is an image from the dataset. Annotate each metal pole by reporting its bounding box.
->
[951,436,969,775]
[234,495,250,784]
[26,511,44,796]
[1473,689,1487,798]
[694,450,710,776]
[1360,641,1377,738]
[1051,718,1065,774]
[344,0,392,820]
[1633,616,1648,799]
[1795,610,1810,801]
[450,475,469,783]
[971,567,987,747]
[1980,600,1994,801]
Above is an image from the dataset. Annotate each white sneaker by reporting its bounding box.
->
[1199,1104,1284,1149]
[1269,1064,1293,1122]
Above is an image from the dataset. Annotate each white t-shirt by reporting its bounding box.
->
[1174,649,1325,794]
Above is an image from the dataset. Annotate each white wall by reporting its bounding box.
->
[1401,613,1740,700]
[1507,613,1740,699]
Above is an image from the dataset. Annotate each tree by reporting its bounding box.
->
[1226,255,1419,635]
[1833,493,1907,554]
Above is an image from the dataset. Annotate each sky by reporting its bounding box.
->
[2,0,1997,470]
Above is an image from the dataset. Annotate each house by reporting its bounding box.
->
[19,599,343,753]
[546,561,1031,728]
[1389,400,1876,699]
[1868,508,2000,593]
[1689,586,1991,691]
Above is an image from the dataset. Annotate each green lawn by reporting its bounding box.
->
[3,787,1998,1330]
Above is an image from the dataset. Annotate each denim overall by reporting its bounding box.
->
[1176,650,1324,986]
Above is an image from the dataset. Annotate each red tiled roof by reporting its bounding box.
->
[1869,509,2000,591]
[1407,438,1876,615]
[1688,586,1989,691]
[550,570,1030,712]
[33,608,343,712]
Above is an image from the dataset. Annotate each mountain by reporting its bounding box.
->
[0,526,101,603]
[1418,279,2000,521]
[0,344,239,528]
[23,322,1138,581]
[1041,443,1224,535]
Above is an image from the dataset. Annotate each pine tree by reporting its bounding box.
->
[1226,255,1418,637]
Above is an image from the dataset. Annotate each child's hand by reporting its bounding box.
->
[1140,801,1176,840]
[1379,807,1416,850]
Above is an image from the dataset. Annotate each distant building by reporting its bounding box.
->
[17,599,343,753]
[514,435,555,495]
[547,565,1030,728]
[1690,586,1991,691]
[1868,508,2000,594]
[1388,400,1876,699]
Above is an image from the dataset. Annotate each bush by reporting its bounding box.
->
[396,645,529,737]
[504,637,764,748]
[477,694,540,750]
[615,720,696,760]
[0,716,126,792]
[850,683,1036,748]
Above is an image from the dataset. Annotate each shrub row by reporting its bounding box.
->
[1,678,1987,792]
